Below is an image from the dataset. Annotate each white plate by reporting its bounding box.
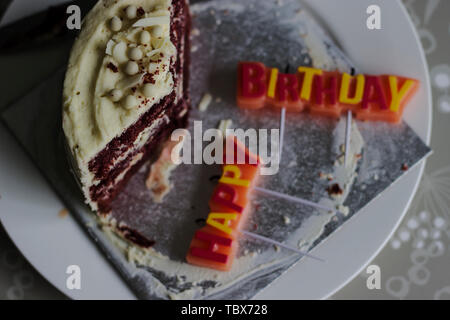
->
[0,0,431,299]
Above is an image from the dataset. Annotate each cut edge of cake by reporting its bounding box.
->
[62,0,191,213]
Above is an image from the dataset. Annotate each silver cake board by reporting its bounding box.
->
[1,0,431,299]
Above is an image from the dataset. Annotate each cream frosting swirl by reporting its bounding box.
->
[63,0,177,168]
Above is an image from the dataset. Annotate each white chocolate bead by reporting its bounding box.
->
[110,16,122,32]
[109,89,123,102]
[123,95,138,109]
[125,61,139,75]
[143,83,158,97]
[151,25,163,37]
[128,47,143,61]
[139,30,151,44]
[112,41,128,63]
[125,6,137,19]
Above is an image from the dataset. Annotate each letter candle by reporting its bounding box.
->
[186,135,324,271]
[186,117,342,215]
[237,62,419,124]
[184,61,416,271]
[186,135,261,271]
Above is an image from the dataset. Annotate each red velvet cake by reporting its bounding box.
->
[62,0,191,213]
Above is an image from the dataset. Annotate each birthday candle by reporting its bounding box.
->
[186,135,261,271]
[237,62,419,124]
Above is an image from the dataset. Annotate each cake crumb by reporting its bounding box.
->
[283,216,291,225]
[106,62,119,73]
[146,134,185,203]
[337,205,350,217]
[327,183,343,198]
[58,208,69,218]
[198,93,212,112]
[319,172,334,181]
[191,28,200,37]
[288,160,297,168]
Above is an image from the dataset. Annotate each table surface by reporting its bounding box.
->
[0,0,449,300]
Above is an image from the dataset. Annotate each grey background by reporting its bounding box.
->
[0,0,448,299]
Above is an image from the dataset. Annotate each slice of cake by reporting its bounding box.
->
[62,0,191,213]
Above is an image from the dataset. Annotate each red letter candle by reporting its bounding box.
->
[186,135,261,271]
[237,62,419,123]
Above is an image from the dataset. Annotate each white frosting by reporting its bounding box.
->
[296,118,364,251]
[63,0,176,172]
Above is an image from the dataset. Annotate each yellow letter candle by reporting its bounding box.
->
[237,62,419,123]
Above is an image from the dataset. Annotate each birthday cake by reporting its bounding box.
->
[62,0,191,213]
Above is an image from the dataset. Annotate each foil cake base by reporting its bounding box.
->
[2,0,431,299]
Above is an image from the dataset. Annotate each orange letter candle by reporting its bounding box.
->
[237,62,419,123]
[186,136,261,271]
